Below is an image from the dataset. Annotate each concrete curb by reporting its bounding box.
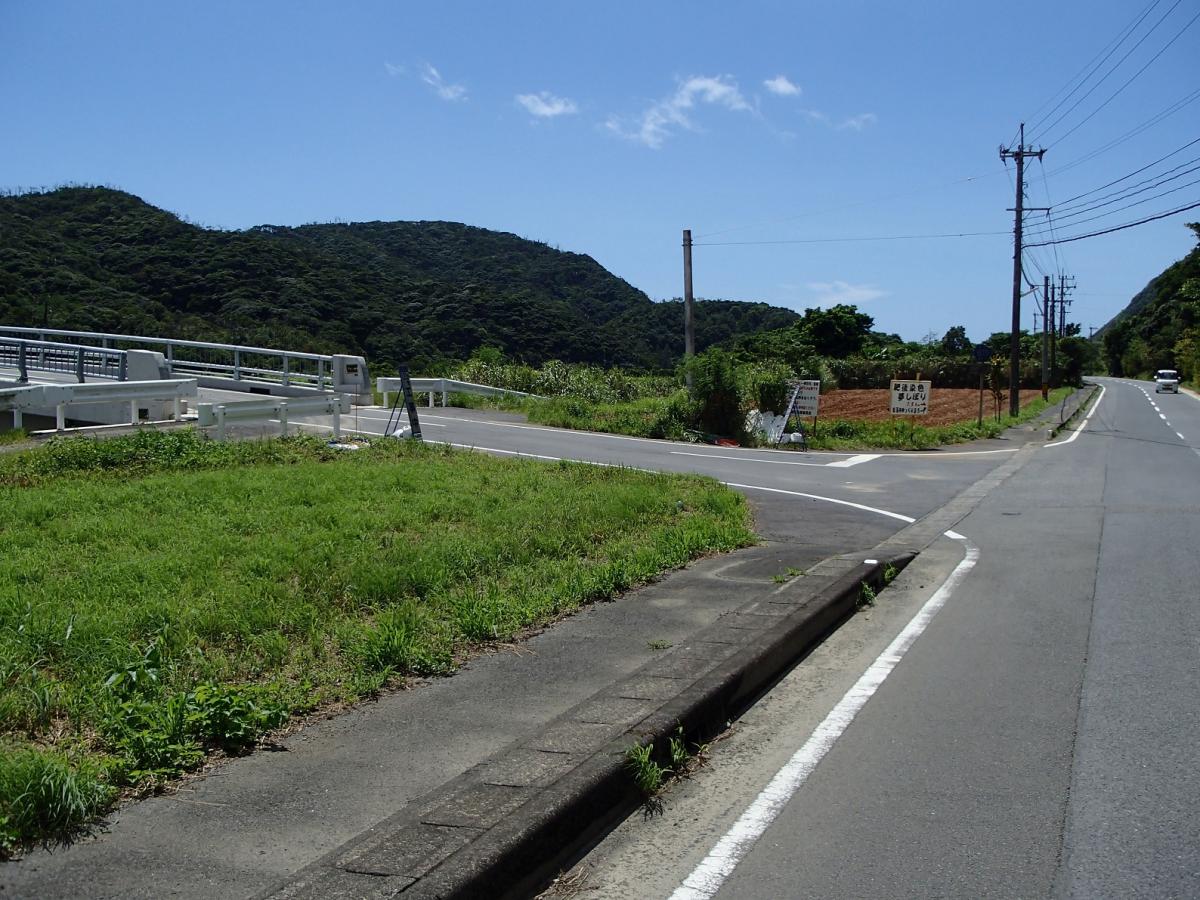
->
[1041,383,1099,441]
[260,553,912,900]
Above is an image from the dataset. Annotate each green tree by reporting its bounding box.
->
[940,325,972,356]
[685,347,743,437]
[799,304,874,358]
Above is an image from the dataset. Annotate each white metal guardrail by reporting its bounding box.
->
[1,379,197,430]
[0,336,127,382]
[377,377,537,409]
[196,394,352,440]
[0,326,336,390]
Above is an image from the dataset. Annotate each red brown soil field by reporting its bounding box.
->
[817,388,1043,427]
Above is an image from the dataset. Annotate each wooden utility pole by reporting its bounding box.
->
[683,228,695,389]
[1000,124,1045,416]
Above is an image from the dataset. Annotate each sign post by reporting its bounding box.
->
[776,380,820,447]
[890,379,930,443]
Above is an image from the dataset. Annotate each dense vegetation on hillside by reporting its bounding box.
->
[0,186,797,371]
[1098,223,1200,381]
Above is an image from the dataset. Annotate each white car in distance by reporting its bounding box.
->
[1154,369,1180,393]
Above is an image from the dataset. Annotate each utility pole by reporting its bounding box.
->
[1048,278,1057,384]
[683,228,695,390]
[1000,124,1046,416]
[1041,275,1050,400]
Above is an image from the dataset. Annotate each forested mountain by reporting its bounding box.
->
[0,187,798,371]
[1097,223,1200,380]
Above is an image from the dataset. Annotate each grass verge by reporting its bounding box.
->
[516,387,1075,450]
[0,430,753,855]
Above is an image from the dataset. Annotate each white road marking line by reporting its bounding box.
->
[1178,432,1187,440]
[670,451,832,468]
[724,482,915,523]
[827,454,882,468]
[1046,384,1107,448]
[672,451,878,472]
[1159,413,1167,420]
[671,535,980,900]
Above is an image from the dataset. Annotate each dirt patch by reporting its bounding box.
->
[815,388,1042,427]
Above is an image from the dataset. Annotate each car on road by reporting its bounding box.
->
[1154,369,1180,393]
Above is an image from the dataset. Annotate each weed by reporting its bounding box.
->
[772,574,787,584]
[625,743,666,796]
[0,431,754,845]
[786,567,805,577]
[883,563,898,585]
[0,748,115,856]
[668,728,690,772]
[859,581,877,608]
[646,639,672,651]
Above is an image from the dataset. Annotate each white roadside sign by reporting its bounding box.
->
[890,379,931,415]
[788,380,821,418]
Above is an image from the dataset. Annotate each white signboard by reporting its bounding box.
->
[890,379,931,415]
[788,380,821,418]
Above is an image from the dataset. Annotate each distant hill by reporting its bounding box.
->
[1096,223,1200,378]
[0,186,799,371]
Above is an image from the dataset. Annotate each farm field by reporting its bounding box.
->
[817,387,1044,426]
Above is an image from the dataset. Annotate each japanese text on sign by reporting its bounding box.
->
[787,380,821,418]
[890,380,930,415]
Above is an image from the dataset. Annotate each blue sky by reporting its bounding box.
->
[3,0,1198,344]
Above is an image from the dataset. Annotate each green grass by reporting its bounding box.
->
[0,430,753,854]
[0,429,29,447]
[518,386,1075,451]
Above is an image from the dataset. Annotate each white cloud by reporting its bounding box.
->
[764,75,801,97]
[516,91,578,118]
[806,281,887,306]
[608,75,752,149]
[421,63,467,102]
[797,108,877,132]
[383,62,405,77]
[837,112,877,131]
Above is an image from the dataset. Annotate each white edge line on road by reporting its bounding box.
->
[1045,383,1107,448]
[1177,432,1186,441]
[670,534,980,900]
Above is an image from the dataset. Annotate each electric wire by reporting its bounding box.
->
[1052,136,1200,206]
[1042,7,1200,149]
[1025,0,1164,137]
[1025,174,1200,237]
[692,230,1010,247]
[1030,0,1186,145]
[1044,87,1200,178]
[1024,199,1200,247]
[1043,158,1200,220]
[692,166,1009,240]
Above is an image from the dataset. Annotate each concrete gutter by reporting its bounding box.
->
[1041,383,1100,441]
[263,553,912,900]
[262,418,1047,900]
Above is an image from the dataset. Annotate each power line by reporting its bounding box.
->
[1044,87,1200,178]
[1052,136,1200,206]
[691,168,1008,240]
[1030,0,1187,145]
[1025,0,1165,138]
[692,230,1009,247]
[1043,7,1200,149]
[1044,158,1200,220]
[1024,199,1200,247]
[1025,174,1200,236]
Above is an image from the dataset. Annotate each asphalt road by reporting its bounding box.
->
[566,378,1200,900]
